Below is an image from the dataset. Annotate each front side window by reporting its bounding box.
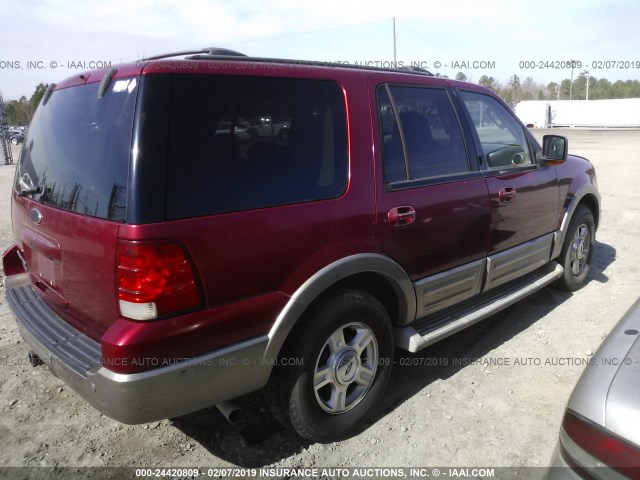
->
[460,91,533,169]
[378,85,469,183]
[166,76,348,220]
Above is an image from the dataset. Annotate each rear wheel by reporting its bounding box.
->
[555,205,595,291]
[265,290,394,442]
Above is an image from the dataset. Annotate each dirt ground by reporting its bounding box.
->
[0,129,638,476]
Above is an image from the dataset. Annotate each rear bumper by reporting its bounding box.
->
[546,442,583,480]
[5,274,270,424]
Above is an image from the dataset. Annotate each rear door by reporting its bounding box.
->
[457,89,559,290]
[12,76,137,340]
[373,80,491,318]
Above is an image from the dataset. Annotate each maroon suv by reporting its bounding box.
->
[3,48,600,442]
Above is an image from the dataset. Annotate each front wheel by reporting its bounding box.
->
[265,290,394,442]
[554,205,595,291]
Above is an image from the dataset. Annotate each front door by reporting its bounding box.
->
[458,90,559,290]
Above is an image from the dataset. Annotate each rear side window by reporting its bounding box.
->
[16,79,137,221]
[378,85,469,183]
[166,76,348,220]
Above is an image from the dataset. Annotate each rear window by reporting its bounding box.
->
[16,79,137,222]
[166,75,348,220]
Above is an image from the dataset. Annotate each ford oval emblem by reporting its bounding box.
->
[30,208,43,225]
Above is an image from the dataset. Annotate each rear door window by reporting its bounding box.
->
[166,76,348,220]
[378,85,469,183]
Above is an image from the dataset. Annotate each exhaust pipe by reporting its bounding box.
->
[215,402,243,426]
[28,351,43,367]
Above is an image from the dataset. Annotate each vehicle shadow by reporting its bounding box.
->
[170,394,308,467]
[171,240,616,467]
[589,240,615,284]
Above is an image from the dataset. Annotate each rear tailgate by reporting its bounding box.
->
[11,73,138,341]
[12,197,122,340]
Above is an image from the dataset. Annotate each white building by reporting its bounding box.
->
[515,98,640,128]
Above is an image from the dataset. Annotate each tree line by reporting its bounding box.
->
[3,83,49,126]
[4,74,640,126]
[454,72,640,106]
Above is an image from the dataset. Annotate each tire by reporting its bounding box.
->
[554,205,595,291]
[265,290,394,442]
[11,137,18,146]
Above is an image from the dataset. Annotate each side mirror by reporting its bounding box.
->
[542,135,568,164]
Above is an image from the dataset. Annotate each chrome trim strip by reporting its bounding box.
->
[551,231,562,262]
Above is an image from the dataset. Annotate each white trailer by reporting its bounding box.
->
[515,98,640,128]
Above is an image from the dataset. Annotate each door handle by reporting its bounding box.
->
[498,187,517,203]
[388,206,416,226]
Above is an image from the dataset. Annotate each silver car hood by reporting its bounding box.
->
[567,298,640,446]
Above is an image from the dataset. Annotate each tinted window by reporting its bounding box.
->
[460,91,533,169]
[378,86,469,183]
[166,76,348,220]
[16,79,136,221]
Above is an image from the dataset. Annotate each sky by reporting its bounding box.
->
[1,0,639,101]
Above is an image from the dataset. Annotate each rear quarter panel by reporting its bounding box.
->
[117,71,377,327]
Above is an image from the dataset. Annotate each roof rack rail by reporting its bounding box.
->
[140,47,246,62]
[398,65,433,75]
[186,48,247,60]
[139,49,434,77]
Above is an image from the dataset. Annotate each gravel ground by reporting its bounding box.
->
[0,129,638,477]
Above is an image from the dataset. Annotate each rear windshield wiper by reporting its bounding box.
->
[18,186,42,197]
[17,172,41,197]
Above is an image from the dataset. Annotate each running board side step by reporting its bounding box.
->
[395,263,564,352]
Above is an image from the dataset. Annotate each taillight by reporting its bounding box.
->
[116,241,202,320]
[562,409,640,478]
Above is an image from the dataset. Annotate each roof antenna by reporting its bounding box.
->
[392,17,397,66]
